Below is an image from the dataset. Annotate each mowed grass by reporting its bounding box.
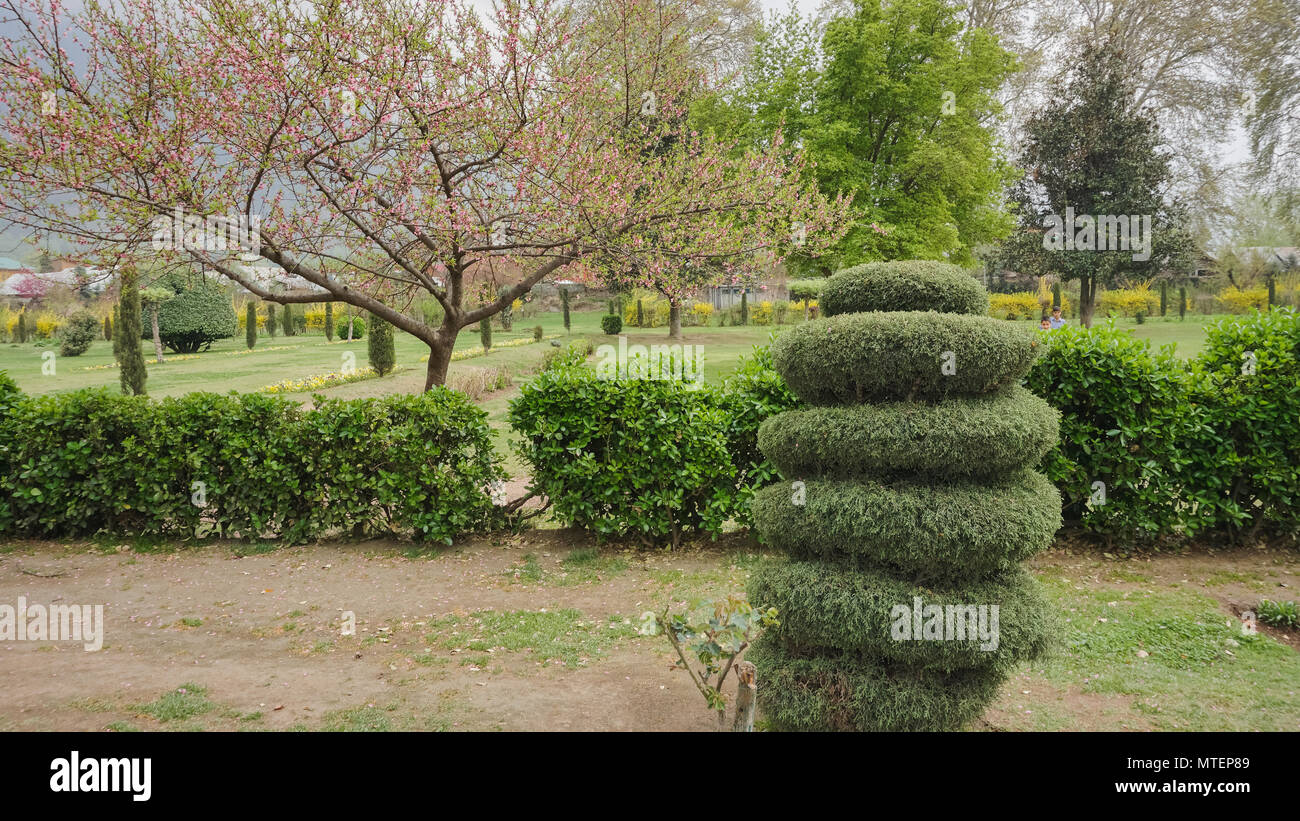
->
[1008,314,1219,358]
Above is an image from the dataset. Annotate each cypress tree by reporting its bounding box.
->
[111,305,121,357]
[560,287,571,332]
[266,303,277,338]
[1267,276,1276,310]
[480,316,492,350]
[748,261,1059,730]
[1179,287,1186,320]
[1159,282,1167,316]
[103,315,113,341]
[1051,282,1062,309]
[740,290,749,325]
[636,298,644,327]
[324,302,334,341]
[367,313,395,375]
[116,272,147,395]
[282,303,293,336]
[16,310,26,343]
[245,302,257,349]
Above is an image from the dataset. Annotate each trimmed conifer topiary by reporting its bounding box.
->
[748,259,1061,730]
[245,302,257,349]
[324,302,334,341]
[368,313,395,375]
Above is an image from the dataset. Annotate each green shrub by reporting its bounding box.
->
[536,341,591,373]
[0,388,503,543]
[750,470,1061,584]
[745,642,1003,732]
[479,316,492,350]
[324,302,334,341]
[772,311,1041,403]
[821,261,988,317]
[368,313,395,375]
[750,563,1053,674]
[759,385,1058,480]
[532,325,543,341]
[59,310,99,357]
[1182,309,1300,536]
[154,280,236,353]
[343,315,366,339]
[601,313,623,335]
[1024,322,1196,540]
[1257,599,1298,629]
[787,278,824,304]
[508,369,736,547]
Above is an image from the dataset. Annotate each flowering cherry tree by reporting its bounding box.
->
[0,0,847,387]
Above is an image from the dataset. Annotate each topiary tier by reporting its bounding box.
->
[748,260,1061,731]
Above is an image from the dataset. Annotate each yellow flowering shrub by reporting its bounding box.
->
[690,302,713,325]
[1217,287,1268,314]
[988,292,1041,320]
[1098,287,1160,317]
[752,300,774,325]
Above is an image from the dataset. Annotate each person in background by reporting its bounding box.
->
[1039,317,1052,330]
[1049,306,1066,329]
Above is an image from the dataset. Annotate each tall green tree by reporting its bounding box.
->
[266,303,277,338]
[324,302,334,342]
[999,40,1196,326]
[116,271,147,395]
[367,313,395,375]
[695,0,1019,271]
[245,302,257,349]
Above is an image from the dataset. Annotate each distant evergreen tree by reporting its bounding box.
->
[479,316,492,350]
[266,303,277,338]
[560,287,571,332]
[367,313,395,375]
[103,314,113,341]
[282,303,293,336]
[245,303,257,349]
[116,273,147,395]
[324,302,334,341]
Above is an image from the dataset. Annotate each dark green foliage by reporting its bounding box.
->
[821,261,988,317]
[498,286,513,331]
[1135,310,1145,324]
[266,303,277,337]
[1268,277,1276,308]
[59,310,99,357]
[772,311,1041,403]
[245,303,257,349]
[281,303,293,336]
[759,386,1058,479]
[103,315,113,342]
[1052,282,1062,309]
[0,370,21,411]
[1179,287,1186,319]
[508,368,737,547]
[344,316,366,339]
[0,388,504,544]
[110,306,120,356]
[532,325,543,342]
[787,279,824,304]
[324,302,334,341]
[1024,323,1193,539]
[560,287,571,332]
[600,313,623,335]
[16,311,26,343]
[746,641,1003,732]
[479,316,492,350]
[1182,309,1300,536]
[750,471,1061,583]
[367,313,395,375]
[750,563,1053,674]
[117,277,147,395]
[1160,282,1167,316]
[740,291,748,325]
[155,281,236,353]
[636,298,644,327]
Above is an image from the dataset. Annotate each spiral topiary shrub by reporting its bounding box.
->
[748,259,1061,731]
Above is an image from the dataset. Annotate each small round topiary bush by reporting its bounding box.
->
[343,316,366,339]
[821,260,988,317]
[154,280,237,353]
[601,313,623,335]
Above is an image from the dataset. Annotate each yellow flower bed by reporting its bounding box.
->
[419,334,559,363]
[1217,286,1268,314]
[81,354,202,371]
[225,345,300,356]
[689,302,713,324]
[258,365,403,394]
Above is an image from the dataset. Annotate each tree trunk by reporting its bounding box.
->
[731,661,757,732]
[423,332,455,391]
[1079,276,1095,328]
[668,303,683,340]
[150,304,165,363]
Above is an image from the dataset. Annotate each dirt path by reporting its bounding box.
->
[0,534,1295,732]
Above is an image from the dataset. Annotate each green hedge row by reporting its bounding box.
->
[0,380,503,544]
[821,260,988,317]
[749,562,1053,675]
[750,470,1062,583]
[758,385,1058,479]
[772,312,1041,403]
[1025,309,1300,541]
